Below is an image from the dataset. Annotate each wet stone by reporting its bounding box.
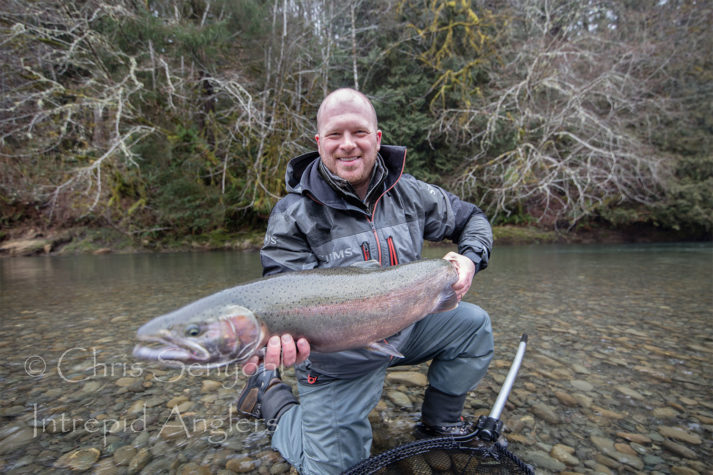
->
[659,426,702,445]
[0,426,35,454]
[653,406,680,418]
[226,456,258,473]
[53,447,100,471]
[662,439,698,459]
[113,445,136,466]
[531,403,560,424]
[521,450,566,472]
[385,370,428,387]
[570,380,594,391]
[550,444,579,466]
[386,390,412,409]
[616,431,651,444]
[127,447,151,474]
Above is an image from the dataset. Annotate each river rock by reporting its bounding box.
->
[659,426,702,445]
[670,465,699,475]
[92,458,119,475]
[127,399,146,415]
[226,456,257,473]
[115,377,140,387]
[201,380,223,392]
[167,395,189,408]
[616,431,652,444]
[0,426,35,454]
[571,379,594,391]
[521,450,566,472]
[662,439,699,459]
[386,371,427,387]
[653,406,680,418]
[128,447,151,474]
[54,447,101,471]
[113,445,136,466]
[554,391,579,407]
[531,403,560,424]
[616,385,644,400]
[550,444,579,466]
[387,390,412,409]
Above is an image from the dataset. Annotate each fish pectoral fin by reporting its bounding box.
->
[433,287,459,313]
[366,341,404,358]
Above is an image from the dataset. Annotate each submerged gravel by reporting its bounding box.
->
[0,244,711,474]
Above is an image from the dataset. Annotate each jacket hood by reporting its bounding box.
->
[284,145,406,207]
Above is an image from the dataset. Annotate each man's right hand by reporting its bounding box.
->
[242,334,311,375]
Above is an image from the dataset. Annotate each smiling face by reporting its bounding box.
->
[315,89,382,199]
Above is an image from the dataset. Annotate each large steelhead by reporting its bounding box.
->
[133,259,458,368]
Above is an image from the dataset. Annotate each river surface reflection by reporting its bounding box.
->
[0,243,711,473]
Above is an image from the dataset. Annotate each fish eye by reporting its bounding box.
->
[185,325,202,337]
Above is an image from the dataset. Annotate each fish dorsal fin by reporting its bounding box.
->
[432,286,459,313]
[366,341,404,358]
[351,259,382,269]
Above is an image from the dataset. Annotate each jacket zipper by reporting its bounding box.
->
[365,149,406,266]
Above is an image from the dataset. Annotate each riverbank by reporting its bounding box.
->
[0,223,702,257]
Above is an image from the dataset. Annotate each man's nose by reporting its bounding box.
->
[339,132,356,149]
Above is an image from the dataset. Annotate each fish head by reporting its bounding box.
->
[132,304,266,368]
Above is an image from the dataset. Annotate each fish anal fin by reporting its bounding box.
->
[432,287,459,313]
[366,341,404,358]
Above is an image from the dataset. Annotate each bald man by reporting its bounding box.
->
[238,88,494,474]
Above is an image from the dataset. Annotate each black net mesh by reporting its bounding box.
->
[344,437,534,475]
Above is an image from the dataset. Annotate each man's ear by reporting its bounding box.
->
[315,134,320,145]
[376,130,382,150]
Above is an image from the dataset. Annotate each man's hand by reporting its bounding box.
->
[443,251,476,301]
[242,334,311,375]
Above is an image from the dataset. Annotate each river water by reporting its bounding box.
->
[0,243,711,474]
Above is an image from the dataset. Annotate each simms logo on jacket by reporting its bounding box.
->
[319,247,357,263]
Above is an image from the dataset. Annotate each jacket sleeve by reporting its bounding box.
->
[416,178,493,273]
[260,198,319,276]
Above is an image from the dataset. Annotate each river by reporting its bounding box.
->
[0,243,711,473]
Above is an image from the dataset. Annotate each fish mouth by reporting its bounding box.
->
[132,330,212,366]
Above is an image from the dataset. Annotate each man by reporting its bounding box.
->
[237,88,494,474]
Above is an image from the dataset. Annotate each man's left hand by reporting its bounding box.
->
[443,251,475,301]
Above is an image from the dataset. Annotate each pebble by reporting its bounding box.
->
[531,403,560,424]
[616,431,651,444]
[128,447,151,474]
[53,447,100,471]
[550,444,579,466]
[521,450,566,471]
[386,390,412,409]
[113,445,136,466]
[201,380,223,392]
[0,427,35,454]
[385,371,428,387]
[659,426,702,445]
[226,456,257,472]
[570,380,594,391]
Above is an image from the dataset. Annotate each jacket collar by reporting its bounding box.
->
[285,145,406,212]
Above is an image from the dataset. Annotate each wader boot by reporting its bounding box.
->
[415,385,474,437]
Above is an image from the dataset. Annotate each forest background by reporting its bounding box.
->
[1,0,712,254]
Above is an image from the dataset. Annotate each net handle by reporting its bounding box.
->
[489,333,527,420]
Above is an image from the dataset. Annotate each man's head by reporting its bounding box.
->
[315,89,382,199]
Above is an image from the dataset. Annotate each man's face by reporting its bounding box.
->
[315,96,382,194]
